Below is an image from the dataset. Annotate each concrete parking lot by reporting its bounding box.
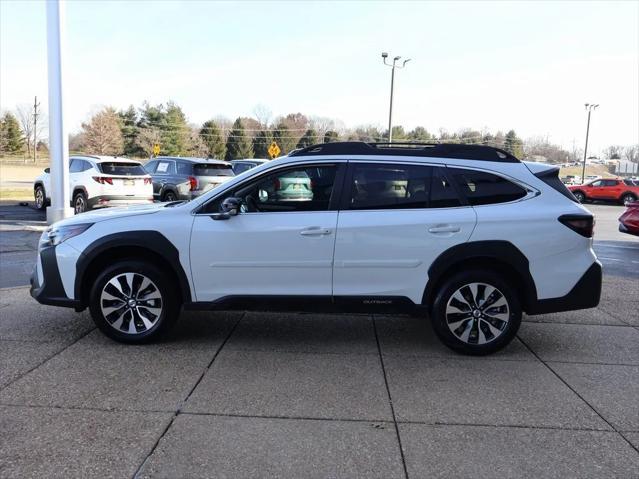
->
[1,201,638,478]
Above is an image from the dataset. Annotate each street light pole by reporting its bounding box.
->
[581,103,599,184]
[381,53,411,143]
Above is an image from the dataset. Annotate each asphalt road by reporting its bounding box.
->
[0,201,637,289]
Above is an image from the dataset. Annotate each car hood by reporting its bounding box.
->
[50,202,166,228]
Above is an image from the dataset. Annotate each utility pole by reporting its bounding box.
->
[33,96,40,163]
[381,52,411,143]
[581,103,598,183]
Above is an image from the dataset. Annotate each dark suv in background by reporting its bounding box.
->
[144,157,235,201]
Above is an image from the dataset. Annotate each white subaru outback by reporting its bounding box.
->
[31,142,602,355]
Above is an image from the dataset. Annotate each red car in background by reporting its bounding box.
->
[619,201,639,236]
[568,178,639,205]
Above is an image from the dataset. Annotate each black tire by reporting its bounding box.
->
[572,191,586,203]
[34,185,46,210]
[621,193,637,205]
[88,260,180,344]
[162,190,177,202]
[430,269,522,355]
[73,191,89,214]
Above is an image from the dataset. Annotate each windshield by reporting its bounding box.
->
[98,162,146,176]
[193,164,234,177]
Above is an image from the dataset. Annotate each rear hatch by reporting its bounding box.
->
[96,162,152,197]
[192,163,235,193]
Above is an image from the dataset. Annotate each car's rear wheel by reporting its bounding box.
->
[34,185,46,210]
[73,191,88,214]
[162,191,177,202]
[621,193,637,205]
[573,191,586,203]
[89,260,179,343]
[430,270,522,355]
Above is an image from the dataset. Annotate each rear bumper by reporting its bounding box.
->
[619,222,639,236]
[30,246,81,309]
[89,195,154,209]
[526,261,602,315]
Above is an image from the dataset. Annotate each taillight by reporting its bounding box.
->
[144,178,152,185]
[188,176,198,191]
[92,176,113,185]
[559,215,594,238]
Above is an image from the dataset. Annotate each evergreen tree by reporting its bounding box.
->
[252,130,272,158]
[504,130,524,158]
[0,112,25,154]
[296,129,318,149]
[117,105,142,157]
[225,118,253,160]
[200,120,226,159]
[323,130,339,143]
[408,126,433,142]
[273,123,296,154]
[163,102,192,155]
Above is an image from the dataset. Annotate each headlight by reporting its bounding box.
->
[40,223,93,249]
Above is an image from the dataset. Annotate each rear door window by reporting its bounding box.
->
[448,168,528,205]
[346,163,462,210]
[154,161,176,175]
[98,162,147,176]
[177,162,193,175]
[194,163,234,177]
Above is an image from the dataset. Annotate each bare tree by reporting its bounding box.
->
[623,144,639,163]
[252,104,272,128]
[16,105,34,157]
[82,107,124,155]
[603,145,622,159]
[135,127,162,157]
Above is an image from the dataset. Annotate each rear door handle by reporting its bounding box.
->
[300,227,332,236]
[428,225,461,234]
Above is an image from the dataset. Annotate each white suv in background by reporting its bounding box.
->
[33,155,153,213]
[30,142,602,355]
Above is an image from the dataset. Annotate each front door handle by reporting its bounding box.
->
[428,225,461,234]
[300,227,332,236]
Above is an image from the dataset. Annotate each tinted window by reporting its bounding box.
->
[590,180,603,187]
[348,164,461,210]
[602,179,619,186]
[144,161,157,173]
[154,161,176,175]
[177,162,192,175]
[232,162,253,174]
[98,162,146,176]
[69,159,83,173]
[205,165,337,213]
[194,163,234,177]
[624,179,638,186]
[448,168,528,205]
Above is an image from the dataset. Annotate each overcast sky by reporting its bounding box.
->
[1,0,637,154]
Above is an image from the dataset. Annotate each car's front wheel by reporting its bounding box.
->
[89,260,179,343]
[34,185,46,210]
[430,270,522,355]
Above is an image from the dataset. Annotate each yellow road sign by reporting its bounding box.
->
[153,144,160,156]
[268,141,281,159]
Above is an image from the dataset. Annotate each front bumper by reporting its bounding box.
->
[526,261,602,315]
[88,195,154,209]
[30,246,81,309]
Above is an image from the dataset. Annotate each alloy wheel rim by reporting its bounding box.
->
[35,189,43,208]
[75,196,85,213]
[100,272,163,334]
[445,282,510,345]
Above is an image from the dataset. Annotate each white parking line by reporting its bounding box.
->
[599,257,622,262]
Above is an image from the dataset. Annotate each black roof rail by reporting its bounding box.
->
[288,141,520,163]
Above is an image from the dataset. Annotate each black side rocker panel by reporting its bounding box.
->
[74,231,192,307]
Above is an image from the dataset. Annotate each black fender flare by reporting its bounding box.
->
[74,231,192,305]
[422,240,538,311]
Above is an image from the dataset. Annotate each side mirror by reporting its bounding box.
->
[44,168,50,174]
[212,197,242,220]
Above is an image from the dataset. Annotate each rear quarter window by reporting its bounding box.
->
[448,168,528,206]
